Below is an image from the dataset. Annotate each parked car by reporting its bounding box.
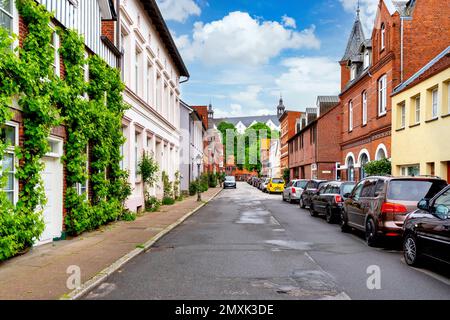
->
[299,180,328,209]
[252,177,260,187]
[309,181,356,223]
[260,178,271,192]
[341,176,448,247]
[403,185,450,266]
[266,178,285,194]
[223,176,237,189]
[282,179,308,203]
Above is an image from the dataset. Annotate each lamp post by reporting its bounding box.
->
[196,154,202,202]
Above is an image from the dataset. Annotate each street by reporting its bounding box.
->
[85,182,450,300]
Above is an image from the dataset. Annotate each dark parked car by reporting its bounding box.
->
[223,176,237,189]
[299,179,328,209]
[309,181,356,223]
[341,176,448,247]
[403,185,450,266]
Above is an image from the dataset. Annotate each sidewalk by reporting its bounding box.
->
[0,187,222,300]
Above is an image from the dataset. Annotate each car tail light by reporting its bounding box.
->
[269,184,272,188]
[381,202,408,215]
[334,195,343,203]
[292,188,296,193]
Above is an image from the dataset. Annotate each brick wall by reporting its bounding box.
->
[102,20,115,44]
[317,105,341,163]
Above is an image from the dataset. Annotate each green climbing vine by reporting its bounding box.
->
[0,0,130,260]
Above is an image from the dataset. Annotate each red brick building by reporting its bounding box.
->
[339,0,450,181]
[279,101,303,173]
[288,99,341,181]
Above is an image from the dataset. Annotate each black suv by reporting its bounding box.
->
[299,179,328,209]
[403,185,450,266]
[309,181,356,223]
[341,176,447,247]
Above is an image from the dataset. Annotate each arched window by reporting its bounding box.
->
[347,156,355,182]
[360,153,369,179]
[375,144,388,160]
[380,23,386,50]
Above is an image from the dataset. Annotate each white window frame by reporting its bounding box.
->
[147,61,153,105]
[135,47,141,94]
[49,24,60,77]
[350,64,357,81]
[363,50,370,69]
[1,122,19,205]
[432,88,438,119]
[400,102,406,129]
[0,0,13,32]
[415,96,421,124]
[380,24,386,50]
[76,145,89,199]
[362,91,367,126]
[349,100,353,132]
[378,75,387,116]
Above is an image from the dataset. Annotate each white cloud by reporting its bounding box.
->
[275,57,341,109]
[177,11,320,66]
[230,85,264,107]
[282,15,297,29]
[214,104,244,118]
[339,0,379,34]
[157,0,201,23]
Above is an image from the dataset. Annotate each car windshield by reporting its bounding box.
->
[225,176,235,182]
[342,183,356,195]
[388,180,447,201]
[272,179,284,184]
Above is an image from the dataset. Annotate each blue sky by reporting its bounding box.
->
[157,0,379,117]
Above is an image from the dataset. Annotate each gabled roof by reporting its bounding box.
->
[139,0,190,77]
[341,16,365,62]
[212,115,280,128]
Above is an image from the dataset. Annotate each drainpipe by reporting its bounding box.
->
[400,17,404,83]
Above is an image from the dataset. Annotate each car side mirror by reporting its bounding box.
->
[435,204,449,220]
[417,199,429,211]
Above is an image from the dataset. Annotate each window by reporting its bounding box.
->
[349,101,353,131]
[0,0,13,32]
[362,91,367,126]
[400,165,420,177]
[352,181,364,201]
[135,49,141,94]
[76,146,89,198]
[414,96,420,123]
[431,88,438,119]
[50,28,60,77]
[350,64,357,81]
[135,131,140,179]
[378,75,387,116]
[347,157,355,182]
[147,63,153,105]
[447,82,450,114]
[361,180,377,198]
[380,24,385,50]
[398,102,406,129]
[363,50,370,69]
[1,123,18,204]
[156,73,162,112]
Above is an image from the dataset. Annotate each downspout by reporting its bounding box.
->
[400,17,404,83]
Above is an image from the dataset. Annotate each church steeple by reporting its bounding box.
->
[208,102,214,119]
[277,95,285,119]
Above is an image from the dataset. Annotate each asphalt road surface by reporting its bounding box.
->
[85,182,450,300]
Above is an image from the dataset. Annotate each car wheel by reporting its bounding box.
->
[403,233,422,267]
[309,204,317,217]
[288,195,293,204]
[299,197,305,209]
[365,218,380,247]
[325,207,335,224]
[340,211,350,232]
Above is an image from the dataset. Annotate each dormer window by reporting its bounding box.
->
[380,23,386,50]
[363,50,370,69]
[350,64,357,81]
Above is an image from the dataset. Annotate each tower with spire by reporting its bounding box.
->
[208,102,214,119]
[277,95,286,119]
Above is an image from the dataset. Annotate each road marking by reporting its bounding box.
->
[400,257,450,286]
[270,216,281,226]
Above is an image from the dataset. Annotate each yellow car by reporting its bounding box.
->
[266,178,285,194]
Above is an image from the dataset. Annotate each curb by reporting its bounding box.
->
[60,188,222,300]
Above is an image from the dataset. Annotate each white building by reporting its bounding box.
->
[179,101,205,192]
[119,0,189,212]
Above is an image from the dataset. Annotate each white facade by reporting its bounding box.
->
[119,0,188,211]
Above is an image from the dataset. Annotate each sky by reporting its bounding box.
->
[156,0,381,118]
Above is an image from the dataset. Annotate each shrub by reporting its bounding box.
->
[208,172,218,188]
[189,180,199,196]
[199,174,209,192]
[162,197,175,206]
[162,171,173,199]
[137,152,159,201]
[145,195,161,212]
[364,158,392,176]
[121,210,136,221]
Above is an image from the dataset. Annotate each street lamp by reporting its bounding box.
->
[196,154,202,202]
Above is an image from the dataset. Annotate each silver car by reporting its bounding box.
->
[260,178,270,192]
[282,179,309,203]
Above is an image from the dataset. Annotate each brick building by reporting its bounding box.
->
[279,99,303,173]
[338,0,450,182]
[288,99,341,181]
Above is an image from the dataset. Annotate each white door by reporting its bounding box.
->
[38,138,64,245]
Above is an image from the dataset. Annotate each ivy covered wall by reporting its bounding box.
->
[0,0,130,261]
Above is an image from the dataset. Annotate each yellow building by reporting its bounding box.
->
[392,47,450,183]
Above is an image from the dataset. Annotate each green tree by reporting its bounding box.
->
[244,122,273,174]
[137,152,159,205]
[217,121,237,166]
[363,158,392,176]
